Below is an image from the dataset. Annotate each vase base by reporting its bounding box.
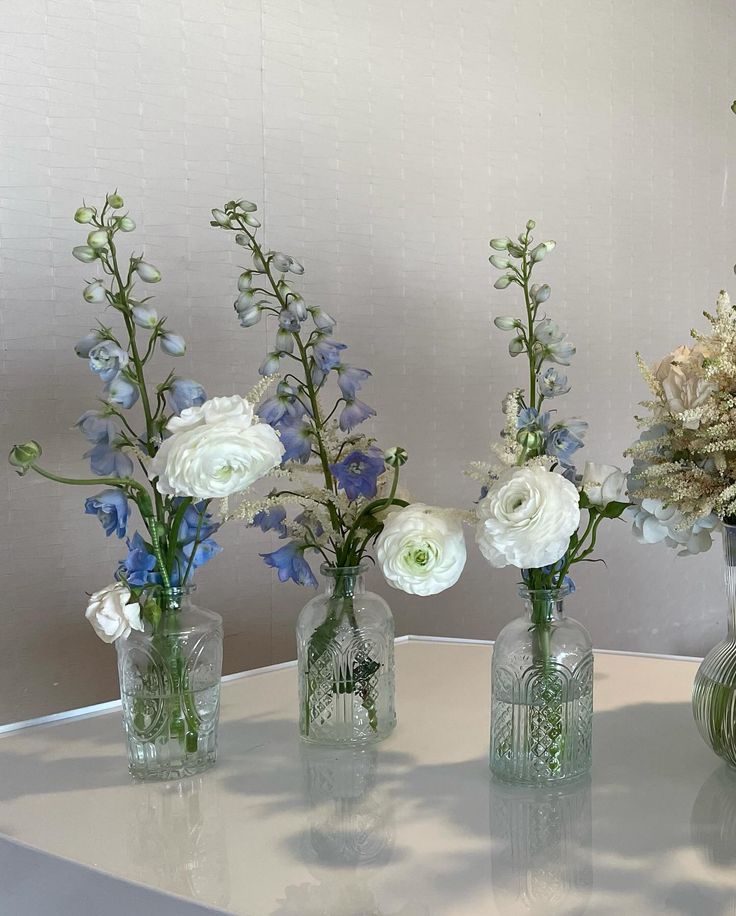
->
[128,750,217,782]
[489,761,591,788]
[300,718,396,748]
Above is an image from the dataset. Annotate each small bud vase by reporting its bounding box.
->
[297,564,396,745]
[693,524,736,766]
[490,586,593,784]
[115,587,223,781]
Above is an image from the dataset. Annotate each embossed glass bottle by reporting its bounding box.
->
[116,587,223,781]
[693,524,736,766]
[297,564,396,745]
[490,586,593,784]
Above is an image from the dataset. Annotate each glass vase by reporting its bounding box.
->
[490,586,593,785]
[692,523,736,767]
[116,587,223,781]
[297,564,396,745]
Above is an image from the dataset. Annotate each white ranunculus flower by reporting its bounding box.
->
[653,344,715,428]
[581,462,628,507]
[85,583,143,643]
[150,394,284,498]
[476,466,580,569]
[376,503,467,596]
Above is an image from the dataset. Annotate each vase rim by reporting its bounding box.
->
[153,584,196,597]
[320,563,368,577]
[518,584,572,599]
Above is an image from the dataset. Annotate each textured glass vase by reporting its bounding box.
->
[297,564,396,745]
[116,587,223,781]
[490,586,593,785]
[693,524,736,766]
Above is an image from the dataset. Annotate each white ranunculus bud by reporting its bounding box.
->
[83,281,107,304]
[475,466,580,569]
[377,504,467,596]
[87,229,109,249]
[581,462,628,507]
[149,395,284,499]
[135,261,161,283]
[85,583,143,643]
[73,245,98,263]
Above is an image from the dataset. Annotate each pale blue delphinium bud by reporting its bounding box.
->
[211,209,231,227]
[107,192,124,209]
[106,375,139,409]
[287,296,308,322]
[235,199,258,212]
[311,308,336,332]
[235,290,257,313]
[494,316,520,331]
[87,229,109,249]
[508,337,525,356]
[168,379,207,414]
[135,261,161,283]
[278,310,300,333]
[289,258,304,276]
[238,307,261,328]
[259,353,281,377]
[83,280,107,304]
[73,245,98,263]
[530,243,547,263]
[532,283,551,304]
[526,219,536,231]
[89,341,129,382]
[238,271,254,292]
[489,255,511,269]
[490,237,510,251]
[275,328,295,354]
[160,333,186,356]
[243,213,261,228]
[75,331,103,358]
[74,207,95,224]
[234,234,249,247]
[252,251,267,272]
[537,366,570,398]
[271,252,292,272]
[131,304,159,328]
[337,366,370,401]
[117,216,135,232]
[494,275,513,289]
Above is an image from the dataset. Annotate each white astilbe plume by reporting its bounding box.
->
[245,374,278,406]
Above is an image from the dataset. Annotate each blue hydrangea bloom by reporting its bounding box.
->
[312,338,347,372]
[261,541,318,587]
[337,366,371,401]
[339,398,376,432]
[278,416,313,463]
[85,489,129,538]
[168,379,207,415]
[252,505,287,537]
[84,443,134,477]
[330,448,385,501]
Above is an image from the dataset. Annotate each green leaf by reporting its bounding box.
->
[600,500,630,519]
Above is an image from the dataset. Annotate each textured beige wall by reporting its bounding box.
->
[1,0,735,724]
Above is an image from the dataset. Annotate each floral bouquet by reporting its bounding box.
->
[470,220,628,782]
[9,194,283,777]
[210,198,468,741]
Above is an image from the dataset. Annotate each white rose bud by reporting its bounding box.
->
[581,462,628,507]
[135,261,161,283]
[85,583,143,643]
[377,504,467,596]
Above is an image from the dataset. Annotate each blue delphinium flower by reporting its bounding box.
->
[546,419,587,464]
[278,416,313,463]
[537,367,570,398]
[89,341,129,383]
[85,489,129,538]
[84,442,134,477]
[535,319,575,366]
[252,505,287,537]
[75,410,118,445]
[337,366,371,401]
[179,537,223,572]
[294,509,324,540]
[339,398,376,432]
[106,375,139,409]
[261,541,318,587]
[312,338,347,372]
[176,500,220,545]
[168,379,207,415]
[119,532,159,586]
[258,382,306,426]
[517,407,551,434]
[330,448,385,501]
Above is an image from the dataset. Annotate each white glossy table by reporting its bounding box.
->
[1,637,735,915]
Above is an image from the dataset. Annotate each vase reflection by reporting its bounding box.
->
[489,775,592,914]
[126,775,229,908]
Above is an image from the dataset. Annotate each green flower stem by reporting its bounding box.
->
[28,463,151,510]
[520,248,537,408]
[146,516,172,591]
[180,503,206,586]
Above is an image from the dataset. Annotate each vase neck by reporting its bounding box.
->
[520,587,568,623]
[321,564,366,599]
[723,526,736,636]
[158,586,194,613]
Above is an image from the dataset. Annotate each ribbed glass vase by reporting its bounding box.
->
[693,524,736,766]
[297,564,396,746]
[116,587,223,781]
[490,586,593,785]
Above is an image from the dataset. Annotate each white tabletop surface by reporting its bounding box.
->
[1,636,735,915]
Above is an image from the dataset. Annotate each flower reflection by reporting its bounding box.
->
[489,775,592,914]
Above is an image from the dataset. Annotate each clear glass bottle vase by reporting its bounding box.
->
[693,523,736,766]
[490,586,593,785]
[115,587,223,781]
[297,564,396,746]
